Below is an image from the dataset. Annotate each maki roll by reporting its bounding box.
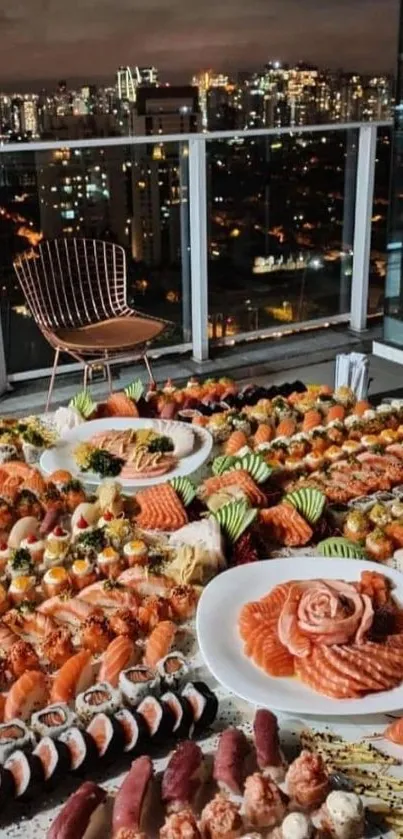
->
[160,691,193,739]
[137,695,174,743]
[4,749,44,801]
[33,736,71,787]
[59,727,98,775]
[181,682,218,732]
[114,708,149,754]
[157,652,189,690]
[0,765,15,808]
[119,665,160,707]
[75,682,121,723]
[0,720,34,763]
[31,704,76,740]
[86,712,124,763]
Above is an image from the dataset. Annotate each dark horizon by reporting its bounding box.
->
[0,0,398,90]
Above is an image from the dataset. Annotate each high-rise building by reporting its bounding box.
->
[20,97,39,136]
[131,86,201,135]
[116,66,159,104]
[36,146,129,245]
[117,67,137,103]
[135,67,159,86]
[130,87,200,265]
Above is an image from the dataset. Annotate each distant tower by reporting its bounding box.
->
[135,67,159,86]
[117,67,136,102]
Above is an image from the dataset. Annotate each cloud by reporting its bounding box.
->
[0,0,398,84]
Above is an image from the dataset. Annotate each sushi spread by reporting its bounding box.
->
[0,679,217,811]
[5,382,403,834]
[46,707,398,839]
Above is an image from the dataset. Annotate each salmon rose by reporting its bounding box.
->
[278,579,373,657]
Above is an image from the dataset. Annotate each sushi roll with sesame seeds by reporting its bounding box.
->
[31,704,76,740]
[86,712,124,764]
[75,682,121,723]
[4,749,44,801]
[119,665,160,707]
[0,720,34,763]
[181,682,218,732]
[157,652,189,691]
[114,708,149,755]
[160,691,193,739]
[137,695,174,743]
[59,727,98,775]
[33,736,71,788]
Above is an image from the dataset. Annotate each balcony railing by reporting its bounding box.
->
[0,120,392,390]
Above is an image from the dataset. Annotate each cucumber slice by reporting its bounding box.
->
[284,487,326,525]
[316,537,367,559]
[212,500,257,544]
[124,379,144,402]
[69,389,96,419]
[212,455,237,476]
[169,476,197,507]
[235,452,272,485]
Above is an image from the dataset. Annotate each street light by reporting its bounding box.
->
[297,258,323,321]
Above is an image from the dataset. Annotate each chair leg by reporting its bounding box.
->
[45,347,60,413]
[143,353,155,385]
[83,364,90,389]
[105,354,113,394]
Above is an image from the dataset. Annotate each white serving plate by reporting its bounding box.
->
[40,417,213,489]
[196,557,403,716]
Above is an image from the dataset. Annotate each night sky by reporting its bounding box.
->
[0,0,399,87]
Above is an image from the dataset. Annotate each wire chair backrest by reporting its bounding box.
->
[14,238,128,331]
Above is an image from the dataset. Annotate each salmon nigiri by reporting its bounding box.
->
[4,670,49,722]
[144,620,176,667]
[385,716,403,744]
[38,596,95,627]
[51,649,93,704]
[98,636,138,687]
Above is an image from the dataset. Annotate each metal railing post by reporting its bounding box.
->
[0,306,8,398]
[350,123,377,332]
[188,136,209,362]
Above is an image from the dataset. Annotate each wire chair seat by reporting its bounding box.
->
[14,238,170,410]
[48,312,165,353]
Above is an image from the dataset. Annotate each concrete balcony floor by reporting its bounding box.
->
[1,322,401,416]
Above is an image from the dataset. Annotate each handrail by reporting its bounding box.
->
[0,119,393,383]
[0,120,393,154]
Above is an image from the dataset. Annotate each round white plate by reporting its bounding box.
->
[40,417,213,489]
[196,557,403,716]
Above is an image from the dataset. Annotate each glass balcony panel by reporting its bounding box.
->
[368,126,391,317]
[206,129,358,342]
[0,141,191,376]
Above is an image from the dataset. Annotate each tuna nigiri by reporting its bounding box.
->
[51,650,93,704]
[47,781,107,839]
[112,755,153,836]
[4,670,49,722]
[144,621,176,667]
[97,636,138,687]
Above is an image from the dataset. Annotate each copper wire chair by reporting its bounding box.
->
[14,238,170,411]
